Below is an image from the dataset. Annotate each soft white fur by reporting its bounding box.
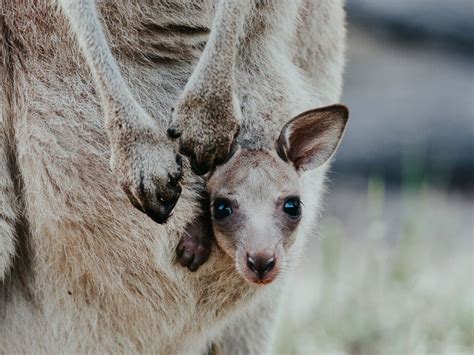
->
[0,0,346,352]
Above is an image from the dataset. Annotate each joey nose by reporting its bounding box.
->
[246,253,276,277]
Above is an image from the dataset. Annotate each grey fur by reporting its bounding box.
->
[0,0,346,352]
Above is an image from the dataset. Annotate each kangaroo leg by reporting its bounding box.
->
[58,0,183,223]
[168,0,252,175]
[169,0,305,175]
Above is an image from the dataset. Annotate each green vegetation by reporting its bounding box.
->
[274,180,473,354]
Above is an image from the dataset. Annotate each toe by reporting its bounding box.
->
[214,139,238,166]
[167,123,182,139]
[160,187,181,216]
[178,139,195,157]
[190,155,213,176]
[179,249,194,267]
[188,245,210,272]
[188,259,200,272]
[139,183,181,224]
[167,156,183,186]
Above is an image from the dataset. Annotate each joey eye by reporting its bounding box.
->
[283,197,301,218]
[213,199,233,220]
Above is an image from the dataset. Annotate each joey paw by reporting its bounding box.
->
[176,235,211,272]
[176,212,213,272]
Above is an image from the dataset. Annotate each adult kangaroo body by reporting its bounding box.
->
[0,0,346,352]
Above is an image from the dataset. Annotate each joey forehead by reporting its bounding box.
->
[207,149,300,198]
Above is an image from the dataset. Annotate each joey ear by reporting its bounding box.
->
[276,104,349,172]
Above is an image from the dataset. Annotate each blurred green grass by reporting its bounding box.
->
[274,179,473,354]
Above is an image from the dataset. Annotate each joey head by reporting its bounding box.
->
[177,105,349,284]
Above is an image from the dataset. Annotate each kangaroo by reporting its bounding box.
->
[0,0,347,352]
[178,105,348,284]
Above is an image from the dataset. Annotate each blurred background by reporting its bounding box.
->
[276,1,474,353]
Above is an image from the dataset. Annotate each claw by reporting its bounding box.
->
[124,161,183,224]
[178,141,194,157]
[190,156,213,176]
[167,126,182,139]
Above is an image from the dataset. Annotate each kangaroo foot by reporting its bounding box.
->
[110,109,183,224]
[168,90,240,175]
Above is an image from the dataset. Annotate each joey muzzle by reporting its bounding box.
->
[244,251,279,284]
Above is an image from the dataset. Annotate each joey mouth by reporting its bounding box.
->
[211,229,283,285]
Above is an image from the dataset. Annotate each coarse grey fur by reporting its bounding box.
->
[0,0,346,352]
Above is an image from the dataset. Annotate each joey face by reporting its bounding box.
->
[208,149,302,284]
[207,105,349,285]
